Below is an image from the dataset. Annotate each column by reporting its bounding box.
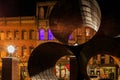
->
[70,57,78,80]
[2,57,19,80]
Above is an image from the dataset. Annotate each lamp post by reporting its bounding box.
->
[7,45,15,57]
[2,45,19,80]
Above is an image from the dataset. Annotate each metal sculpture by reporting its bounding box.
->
[28,0,120,80]
[49,0,101,44]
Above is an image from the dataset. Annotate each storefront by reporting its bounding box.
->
[54,63,70,80]
[54,56,78,80]
[88,64,118,80]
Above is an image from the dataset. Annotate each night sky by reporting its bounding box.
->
[0,0,37,17]
[0,0,119,17]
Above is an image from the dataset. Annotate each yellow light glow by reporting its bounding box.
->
[7,45,15,54]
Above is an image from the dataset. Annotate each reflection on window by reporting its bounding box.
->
[39,29,45,40]
[48,29,54,40]
[54,63,70,79]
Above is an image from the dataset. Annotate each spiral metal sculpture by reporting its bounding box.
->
[28,0,120,80]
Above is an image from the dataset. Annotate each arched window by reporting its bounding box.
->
[22,30,27,40]
[7,31,12,40]
[68,35,72,40]
[29,30,35,40]
[14,30,19,40]
[48,29,54,40]
[39,29,45,40]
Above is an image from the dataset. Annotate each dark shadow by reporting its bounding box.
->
[28,42,73,79]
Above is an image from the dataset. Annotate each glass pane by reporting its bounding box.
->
[39,29,45,40]
[48,29,54,40]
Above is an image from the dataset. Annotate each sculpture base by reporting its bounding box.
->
[2,57,19,80]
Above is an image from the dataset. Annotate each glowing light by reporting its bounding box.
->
[7,45,15,54]
[48,29,54,40]
[39,29,45,40]
[74,43,79,46]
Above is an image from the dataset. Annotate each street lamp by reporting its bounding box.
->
[7,45,15,57]
[74,43,79,46]
[2,45,19,80]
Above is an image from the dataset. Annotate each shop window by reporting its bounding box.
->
[54,56,70,80]
[48,29,54,40]
[55,63,70,79]
[101,54,105,64]
[90,70,95,75]
[39,29,45,40]
[110,56,114,64]
[96,70,100,76]
[20,66,28,80]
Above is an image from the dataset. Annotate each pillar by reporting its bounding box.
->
[70,57,78,80]
[2,57,19,80]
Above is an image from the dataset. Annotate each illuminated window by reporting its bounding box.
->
[7,31,12,40]
[29,30,35,40]
[48,29,54,40]
[110,56,114,64]
[39,29,45,40]
[101,54,105,64]
[68,35,72,40]
[14,30,19,40]
[22,30,27,40]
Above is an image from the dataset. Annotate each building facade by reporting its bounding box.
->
[0,1,119,80]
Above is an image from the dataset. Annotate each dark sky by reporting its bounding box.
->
[0,0,37,17]
[0,0,119,17]
[97,0,120,17]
